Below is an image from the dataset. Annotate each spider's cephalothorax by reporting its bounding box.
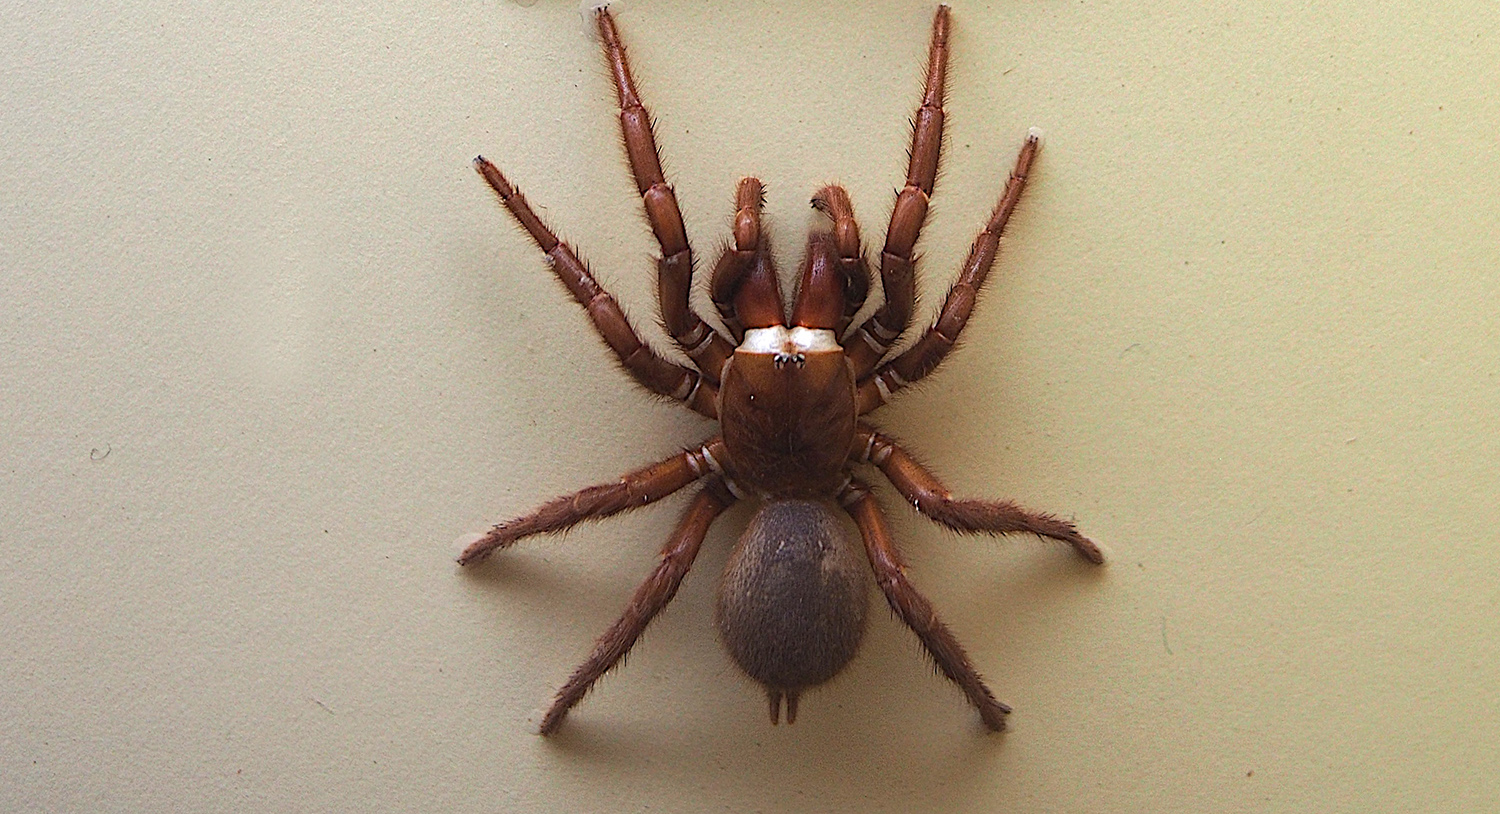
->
[462,5,1103,735]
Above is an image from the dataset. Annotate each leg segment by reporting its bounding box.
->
[596,8,735,379]
[845,6,952,377]
[842,480,1010,731]
[856,132,1040,414]
[854,427,1103,564]
[539,479,736,734]
[710,178,785,336]
[474,158,718,417]
[810,185,869,334]
[458,438,728,566]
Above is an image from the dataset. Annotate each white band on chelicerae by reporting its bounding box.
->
[740,326,841,355]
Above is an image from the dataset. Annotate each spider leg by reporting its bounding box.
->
[596,9,735,379]
[845,5,951,377]
[810,185,869,335]
[841,479,1010,731]
[855,132,1039,414]
[539,479,736,735]
[853,426,1103,564]
[458,438,727,566]
[709,178,785,336]
[474,158,717,418]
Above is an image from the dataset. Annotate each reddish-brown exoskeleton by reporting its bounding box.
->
[463,5,1103,735]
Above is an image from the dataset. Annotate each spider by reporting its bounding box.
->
[462,4,1104,735]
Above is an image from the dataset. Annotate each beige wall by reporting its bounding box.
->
[3,0,1497,810]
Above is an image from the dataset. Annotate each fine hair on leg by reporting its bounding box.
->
[853,427,1104,564]
[539,479,736,734]
[845,6,952,377]
[458,439,728,565]
[855,131,1041,414]
[474,157,718,417]
[842,480,1011,731]
[594,8,735,378]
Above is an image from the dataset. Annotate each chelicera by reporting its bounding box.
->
[463,5,1103,735]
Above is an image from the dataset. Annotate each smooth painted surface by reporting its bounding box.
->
[2,1,1497,811]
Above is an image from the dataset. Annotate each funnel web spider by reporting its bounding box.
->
[463,5,1102,735]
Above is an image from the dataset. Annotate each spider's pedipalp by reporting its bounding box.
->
[709,177,785,336]
[810,185,869,334]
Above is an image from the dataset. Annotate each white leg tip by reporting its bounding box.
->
[579,0,625,39]
[454,532,487,558]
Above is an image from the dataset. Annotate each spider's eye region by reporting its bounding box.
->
[773,352,807,370]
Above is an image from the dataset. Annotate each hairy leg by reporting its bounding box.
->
[842,480,1010,731]
[458,439,728,565]
[853,427,1103,564]
[845,5,951,377]
[596,8,734,379]
[855,131,1040,414]
[474,158,717,417]
[540,479,735,734]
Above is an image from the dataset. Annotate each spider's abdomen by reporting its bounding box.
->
[717,328,856,497]
[715,500,871,715]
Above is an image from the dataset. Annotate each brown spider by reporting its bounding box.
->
[463,5,1103,735]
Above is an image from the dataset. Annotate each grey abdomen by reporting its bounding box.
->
[715,500,871,693]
